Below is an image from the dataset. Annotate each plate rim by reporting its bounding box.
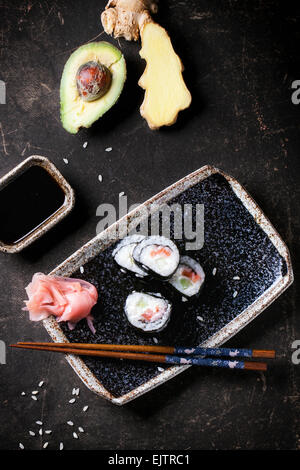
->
[42,165,293,405]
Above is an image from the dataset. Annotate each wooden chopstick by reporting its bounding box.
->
[10,343,267,371]
[16,341,276,359]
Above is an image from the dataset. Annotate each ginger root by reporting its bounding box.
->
[101,0,158,41]
[101,0,191,129]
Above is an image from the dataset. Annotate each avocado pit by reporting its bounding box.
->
[76,61,112,102]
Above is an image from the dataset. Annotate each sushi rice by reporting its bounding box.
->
[169,256,205,298]
[133,236,180,279]
[112,235,147,277]
[125,291,171,333]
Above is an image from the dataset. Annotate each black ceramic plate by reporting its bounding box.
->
[44,166,293,405]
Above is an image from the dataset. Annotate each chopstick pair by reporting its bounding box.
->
[10,342,275,372]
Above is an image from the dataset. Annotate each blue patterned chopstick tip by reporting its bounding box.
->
[166,355,245,369]
[174,346,253,358]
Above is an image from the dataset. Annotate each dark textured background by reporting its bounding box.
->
[0,0,299,450]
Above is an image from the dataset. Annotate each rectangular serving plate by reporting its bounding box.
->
[43,165,293,405]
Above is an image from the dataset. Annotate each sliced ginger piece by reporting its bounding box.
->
[139,22,191,129]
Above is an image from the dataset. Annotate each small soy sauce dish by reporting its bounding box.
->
[0,155,75,253]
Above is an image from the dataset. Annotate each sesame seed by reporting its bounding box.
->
[233,290,238,298]
[105,147,112,152]
[153,337,158,344]
[32,391,39,395]
[98,174,103,182]
[73,432,78,439]
[83,405,89,412]
[63,158,68,164]
[43,442,49,449]
[45,430,52,434]
[69,398,76,404]
[38,381,44,387]
[36,421,43,426]
[212,267,217,276]
[29,431,35,436]
[59,442,64,450]
[83,141,88,149]
[19,443,24,450]
[67,421,74,426]
[31,395,38,401]
[80,266,84,274]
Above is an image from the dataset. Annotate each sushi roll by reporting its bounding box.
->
[133,236,180,280]
[112,235,148,277]
[124,291,172,333]
[169,256,205,299]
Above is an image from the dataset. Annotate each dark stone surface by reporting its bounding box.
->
[0,0,299,450]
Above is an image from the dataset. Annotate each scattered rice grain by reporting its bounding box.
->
[39,429,43,436]
[69,398,76,404]
[83,141,88,149]
[38,381,44,387]
[31,395,38,401]
[21,392,26,396]
[153,337,158,344]
[32,390,39,395]
[197,316,204,322]
[212,267,217,276]
[98,174,103,182]
[59,442,64,450]
[73,432,78,439]
[233,276,240,280]
[157,367,164,372]
[36,421,43,426]
[29,431,35,436]
[43,442,49,449]
[67,421,74,426]
[80,266,84,274]
[233,290,238,298]
[78,427,84,433]
[63,158,68,164]
[45,430,52,435]
[105,147,112,152]
[19,443,24,450]
[83,405,89,412]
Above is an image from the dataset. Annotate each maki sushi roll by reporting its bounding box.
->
[133,236,180,280]
[169,256,205,299]
[124,291,172,333]
[112,235,148,277]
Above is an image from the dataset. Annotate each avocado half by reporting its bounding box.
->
[60,42,126,134]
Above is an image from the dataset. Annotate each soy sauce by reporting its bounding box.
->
[0,165,65,245]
